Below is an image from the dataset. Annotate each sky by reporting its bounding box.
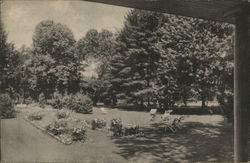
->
[2,0,131,49]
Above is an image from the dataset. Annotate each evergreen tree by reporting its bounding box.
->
[110,9,166,107]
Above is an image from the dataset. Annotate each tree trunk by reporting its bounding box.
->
[112,95,117,106]
[201,99,206,108]
[140,98,144,107]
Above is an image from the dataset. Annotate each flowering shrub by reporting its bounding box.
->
[28,111,44,121]
[56,109,70,119]
[71,123,87,141]
[0,93,15,118]
[91,118,107,130]
[46,118,88,142]
[46,119,69,135]
[110,118,123,136]
[123,124,140,136]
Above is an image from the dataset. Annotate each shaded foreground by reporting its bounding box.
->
[1,107,233,162]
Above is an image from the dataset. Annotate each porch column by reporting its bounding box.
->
[234,4,250,162]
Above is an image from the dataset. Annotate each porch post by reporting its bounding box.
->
[234,4,250,162]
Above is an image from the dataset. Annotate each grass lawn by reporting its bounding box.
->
[1,104,233,162]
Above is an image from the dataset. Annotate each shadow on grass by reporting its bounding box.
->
[111,122,233,162]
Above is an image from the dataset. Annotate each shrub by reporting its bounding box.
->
[28,111,44,121]
[56,109,70,119]
[38,93,46,108]
[62,94,73,109]
[71,123,87,141]
[217,91,234,122]
[24,97,33,105]
[50,92,64,109]
[110,118,123,136]
[46,118,88,142]
[46,119,69,136]
[0,93,15,118]
[91,118,107,130]
[123,124,140,136]
[70,93,93,114]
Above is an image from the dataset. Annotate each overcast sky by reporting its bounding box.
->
[2,0,131,49]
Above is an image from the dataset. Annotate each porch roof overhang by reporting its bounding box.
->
[82,0,250,23]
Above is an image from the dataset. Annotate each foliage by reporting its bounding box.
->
[0,93,15,118]
[109,9,166,107]
[28,111,44,121]
[91,118,107,130]
[70,93,93,113]
[110,118,123,136]
[71,122,87,141]
[46,118,87,142]
[24,20,80,100]
[46,119,69,136]
[0,21,25,96]
[56,109,70,119]
[157,15,233,107]
[24,97,33,105]
[33,20,76,63]
[38,93,46,108]
[47,92,93,114]
[123,124,140,136]
[48,91,64,109]
[76,29,115,61]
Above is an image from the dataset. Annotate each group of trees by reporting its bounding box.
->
[107,10,233,109]
[0,9,234,112]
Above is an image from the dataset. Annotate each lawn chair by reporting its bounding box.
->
[149,109,157,121]
[162,115,184,133]
[161,110,173,121]
[172,116,184,130]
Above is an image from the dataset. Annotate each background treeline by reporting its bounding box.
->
[0,9,234,118]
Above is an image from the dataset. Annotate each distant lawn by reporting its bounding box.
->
[1,104,233,162]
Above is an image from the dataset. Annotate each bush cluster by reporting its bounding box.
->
[70,93,93,114]
[46,118,87,142]
[123,125,140,136]
[46,119,68,135]
[48,92,93,114]
[56,109,70,119]
[28,111,44,121]
[110,118,143,137]
[110,118,123,136]
[0,93,15,118]
[71,122,87,141]
[91,118,107,130]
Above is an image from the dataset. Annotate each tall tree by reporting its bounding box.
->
[157,15,233,107]
[33,20,76,64]
[29,20,80,97]
[109,9,166,107]
[76,29,117,104]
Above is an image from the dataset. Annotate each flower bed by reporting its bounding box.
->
[20,105,89,145]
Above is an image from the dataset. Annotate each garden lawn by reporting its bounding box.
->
[1,105,233,162]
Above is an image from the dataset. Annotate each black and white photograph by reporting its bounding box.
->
[0,0,249,162]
